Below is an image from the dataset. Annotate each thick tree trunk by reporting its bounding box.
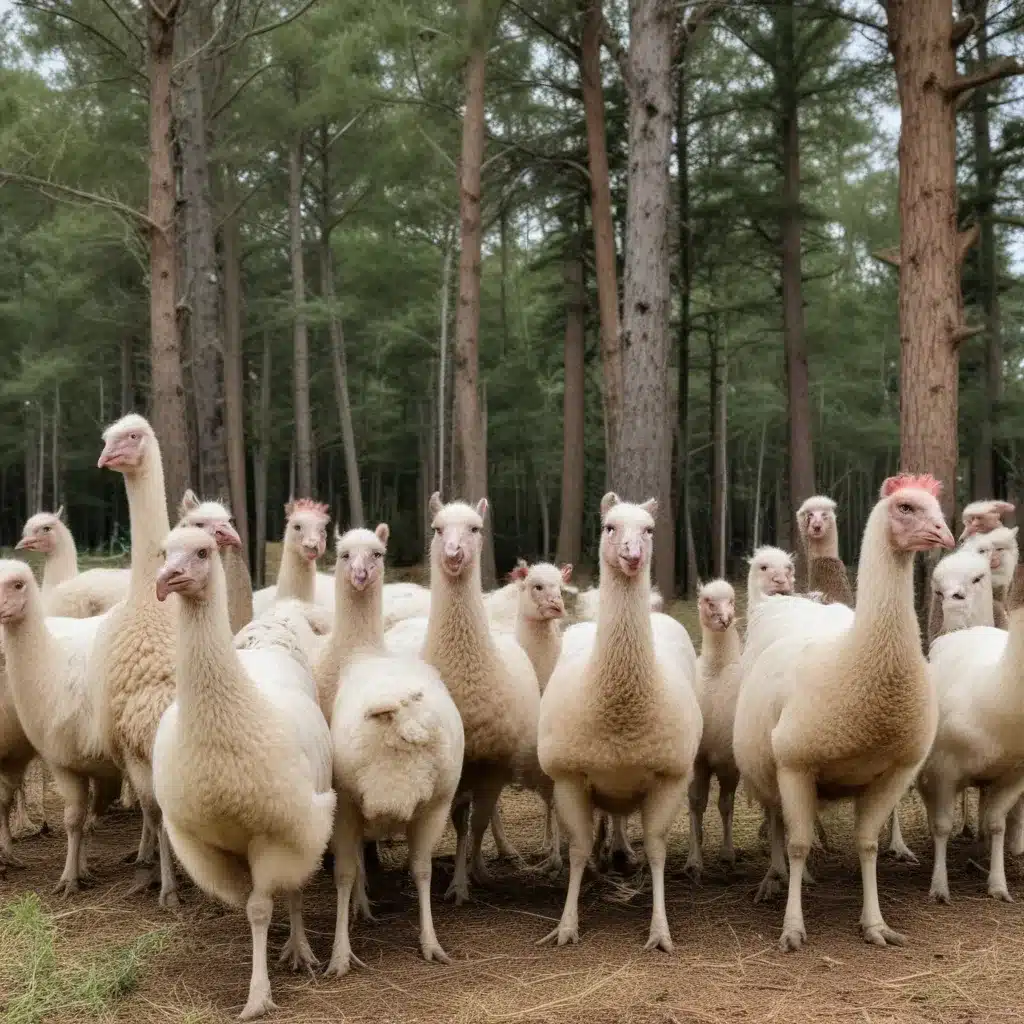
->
[581,0,623,474]
[968,2,1002,499]
[179,0,228,501]
[437,223,455,494]
[777,0,815,549]
[676,58,698,596]
[320,234,364,527]
[222,188,249,562]
[453,36,496,587]
[555,231,586,568]
[288,133,313,498]
[147,0,189,518]
[613,0,676,599]
[887,0,964,522]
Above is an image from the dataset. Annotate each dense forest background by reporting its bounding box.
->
[1,0,1023,595]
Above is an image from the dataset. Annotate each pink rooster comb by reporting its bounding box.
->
[285,498,330,519]
[507,559,529,583]
[880,473,943,499]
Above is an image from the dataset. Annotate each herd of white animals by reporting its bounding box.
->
[0,412,1023,1019]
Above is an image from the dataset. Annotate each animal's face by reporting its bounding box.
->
[881,477,954,553]
[698,582,735,631]
[967,527,1019,584]
[429,493,486,579]
[599,493,657,579]
[16,512,62,554]
[178,494,242,550]
[156,528,216,601]
[284,500,329,561]
[965,534,1002,573]
[336,524,389,591]
[517,563,568,621]
[960,500,1014,541]
[98,414,152,472]
[932,554,988,609]
[799,500,836,541]
[749,548,795,596]
[0,561,33,624]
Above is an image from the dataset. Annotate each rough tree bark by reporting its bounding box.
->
[221,184,249,561]
[709,324,727,579]
[453,7,496,587]
[120,336,134,414]
[776,0,815,550]
[581,0,623,472]
[884,0,1016,521]
[178,0,228,501]
[288,130,314,499]
[555,227,586,569]
[965,0,1002,498]
[612,0,677,600]
[253,333,272,585]
[147,0,189,517]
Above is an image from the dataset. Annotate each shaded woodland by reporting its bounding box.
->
[3,0,1024,597]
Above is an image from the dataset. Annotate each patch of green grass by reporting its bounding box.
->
[0,894,168,1024]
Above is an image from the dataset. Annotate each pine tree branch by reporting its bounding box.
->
[957,222,980,264]
[209,62,278,120]
[504,0,578,60]
[948,56,1024,98]
[989,214,1024,229]
[218,0,319,52]
[15,1,133,64]
[0,170,161,233]
[675,1,725,60]
[950,14,976,48]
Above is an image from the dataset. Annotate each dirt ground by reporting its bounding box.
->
[2,779,1023,1024]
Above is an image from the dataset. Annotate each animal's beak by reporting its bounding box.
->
[214,523,242,549]
[14,537,35,551]
[924,521,956,550]
[156,565,188,601]
[97,441,124,469]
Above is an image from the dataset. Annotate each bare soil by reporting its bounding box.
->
[2,779,1023,1024]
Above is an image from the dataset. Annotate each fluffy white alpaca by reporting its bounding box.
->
[488,560,574,872]
[176,491,253,634]
[153,526,335,1020]
[960,499,1015,541]
[324,528,463,975]
[574,583,662,622]
[314,527,389,721]
[385,494,540,901]
[734,474,953,951]
[919,564,1024,903]
[17,509,129,618]
[251,499,331,622]
[797,495,855,606]
[0,560,119,894]
[685,580,741,881]
[928,548,994,644]
[538,493,701,951]
[745,546,796,618]
[963,526,1019,628]
[0,642,40,871]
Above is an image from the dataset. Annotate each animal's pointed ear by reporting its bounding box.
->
[1012,527,1020,539]
[475,498,488,520]
[641,497,659,521]
[285,498,296,518]
[508,563,528,583]
[375,523,390,545]
[179,489,200,517]
[600,492,619,516]
[996,500,1016,516]
[55,504,65,520]
[429,492,443,516]
[560,563,573,583]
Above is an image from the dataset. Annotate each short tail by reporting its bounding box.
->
[365,693,431,746]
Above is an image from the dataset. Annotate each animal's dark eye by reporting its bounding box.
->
[471,526,481,534]
[42,526,51,532]
[195,521,205,529]
[374,551,383,559]
[433,527,441,535]
[293,524,301,531]
[130,432,139,440]
[534,583,542,591]
[341,552,350,560]
[898,503,913,515]
[760,565,767,571]
[198,549,208,559]
[604,524,614,534]
[644,526,654,535]
[973,575,983,584]
[13,581,24,591]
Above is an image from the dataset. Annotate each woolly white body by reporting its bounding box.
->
[327,653,463,975]
[919,614,1024,903]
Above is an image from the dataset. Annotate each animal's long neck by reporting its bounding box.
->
[700,624,741,673]
[125,448,171,600]
[424,558,493,673]
[174,560,252,727]
[1001,570,1024,671]
[222,548,253,632]
[806,532,839,560]
[42,524,79,592]
[276,541,315,603]
[847,505,921,675]
[592,565,658,708]
[3,591,59,715]
[515,613,561,689]
[329,574,385,665]
[977,578,995,628]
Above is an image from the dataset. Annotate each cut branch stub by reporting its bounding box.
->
[950,14,976,49]
[956,223,980,265]
[952,323,985,347]
[871,245,901,268]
